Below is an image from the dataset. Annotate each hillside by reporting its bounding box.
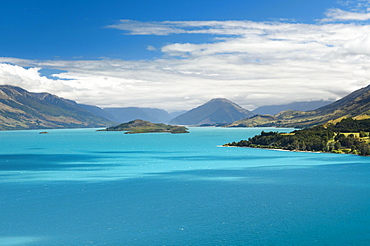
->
[224,118,370,156]
[253,100,334,115]
[100,119,189,134]
[230,84,370,128]
[169,98,254,126]
[0,85,114,130]
[77,104,116,121]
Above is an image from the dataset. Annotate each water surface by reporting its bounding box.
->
[0,127,369,245]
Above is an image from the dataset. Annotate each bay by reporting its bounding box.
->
[0,127,369,245]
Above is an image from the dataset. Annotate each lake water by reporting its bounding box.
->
[0,127,369,245]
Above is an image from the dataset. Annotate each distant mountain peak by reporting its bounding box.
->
[169,98,254,125]
[209,98,229,102]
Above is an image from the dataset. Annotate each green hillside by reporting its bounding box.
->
[229,84,370,128]
[252,100,334,115]
[225,118,370,156]
[0,85,114,130]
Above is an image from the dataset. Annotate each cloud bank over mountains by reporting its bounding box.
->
[1,4,370,111]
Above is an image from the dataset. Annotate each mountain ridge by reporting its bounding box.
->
[253,100,335,115]
[102,107,171,123]
[0,85,114,130]
[169,98,255,126]
[230,84,370,128]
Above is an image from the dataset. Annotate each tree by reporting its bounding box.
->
[334,141,341,150]
[359,131,368,138]
[358,142,370,156]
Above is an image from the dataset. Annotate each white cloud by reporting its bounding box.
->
[0,63,73,93]
[322,8,370,22]
[1,17,370,111]
[106,20,185,35]
[342,33,370,55]
[337,0,370,10]
[147,45,156,51]
[107,20,284,36]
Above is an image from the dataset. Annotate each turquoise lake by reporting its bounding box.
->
[0,127,369,245]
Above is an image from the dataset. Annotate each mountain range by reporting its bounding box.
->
[0,85,189,130]
[80,99,336,126]
[252,100,335,115]
[230,84,370,128]
[1,83,369,130]
[102,107,172,123]
[169,98,255,125]
[78,104,187,124]
[0,85,114,130]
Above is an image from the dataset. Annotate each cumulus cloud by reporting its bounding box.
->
[0,63,73,93]
[342,34,370,55]
[2,15,370,111]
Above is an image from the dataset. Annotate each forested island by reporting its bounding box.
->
[224,118,370,156]
[99,119,189,134]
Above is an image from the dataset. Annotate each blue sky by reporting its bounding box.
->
[1,0,370,111]
[0,0,338,60]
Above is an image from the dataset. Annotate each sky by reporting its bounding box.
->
[1,0,370,112]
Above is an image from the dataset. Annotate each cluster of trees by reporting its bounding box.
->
[101,119,189,134]
[224,118,370,156]
[332,133,370,155]
[329,118,370,132]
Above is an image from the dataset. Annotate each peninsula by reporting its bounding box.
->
[224,118,370,156]
[99,119,189,134]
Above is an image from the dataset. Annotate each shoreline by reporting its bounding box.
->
[222,145,363,156]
